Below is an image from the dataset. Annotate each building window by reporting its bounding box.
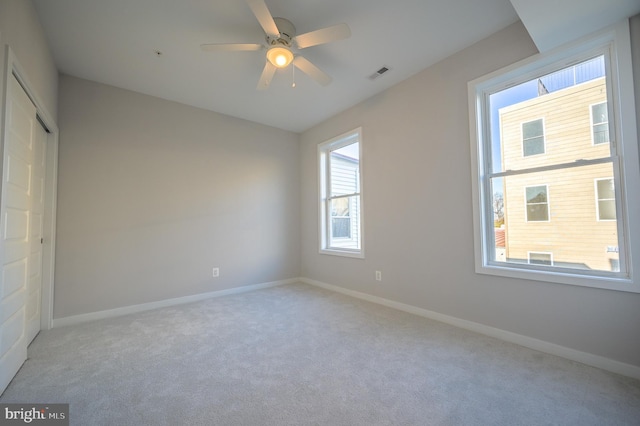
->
[525,185,549,222]
[318,128,363,258]
[591,102,610,145]
[595,178,616,221]
[468,21,640,292]
[522,119,545,156]
[528,252,553,266]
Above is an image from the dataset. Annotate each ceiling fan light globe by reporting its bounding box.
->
[267,47,293,68]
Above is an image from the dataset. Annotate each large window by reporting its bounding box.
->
[468,21,640,292]
[318,128,363,257]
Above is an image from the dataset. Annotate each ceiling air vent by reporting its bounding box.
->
[368,66,390,80]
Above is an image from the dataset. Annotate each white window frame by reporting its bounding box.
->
[594,177,616,222]
[318,127,364,258]
[590,101,610,145]
[468,20,640,293]
[524,184,550,222]
[528,251,554,266]
[522,118,546,157]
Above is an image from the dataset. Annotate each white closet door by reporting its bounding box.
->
[26,120,46,343]
[0,75,37,393]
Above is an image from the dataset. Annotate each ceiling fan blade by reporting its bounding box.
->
[257,61,277,90]
[200,43,263,52]
[295,23,351,49]
[293,56,332,86]
[246,0,280,39]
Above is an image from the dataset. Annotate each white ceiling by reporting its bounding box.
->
[33,0,520,132]
[32,0,636,133]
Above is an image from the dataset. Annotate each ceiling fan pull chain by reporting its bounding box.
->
[292,63,296,88]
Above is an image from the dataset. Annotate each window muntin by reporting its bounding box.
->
[591,102,610,145]
[468,22,640,292]
[595,178,616,221]
[522,119,545,156]
[319,129,363,257]
[525,185,549,222]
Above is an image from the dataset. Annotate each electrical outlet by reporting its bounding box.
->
[375,271,382,281]
[212,267,220,278]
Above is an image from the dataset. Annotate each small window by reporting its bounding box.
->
[591,102,609,145]
[525,185,549,222]
[528,252,553,266]
[318,128,363,257]
[522,119,545,156]
[595,178,616,221]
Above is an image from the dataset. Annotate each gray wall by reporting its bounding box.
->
[0,0,57,119]
[300,19,640,368]
[55,75,300,318]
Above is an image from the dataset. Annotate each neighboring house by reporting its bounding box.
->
[499,77,619,271]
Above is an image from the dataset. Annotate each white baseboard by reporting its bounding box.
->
[300,277,640,380]
[52,278,298,328]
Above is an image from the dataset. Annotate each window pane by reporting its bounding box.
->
[331,217,351,238]
[330,142,360,196]
[331,197,350,217]
[495,162,618,272]
[491,178,507,262]
[523,137,545,156]
[490,55,609,173]
[523,120,543,138]
[529,252,552,265]
[592,103,608,124]
[596,178,614,199]
[526,186,547,203]
[329,195,360,249]
[593,123,609,145]
[598,200,616,221]
[527,204,549,221]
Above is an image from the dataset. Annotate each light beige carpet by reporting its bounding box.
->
[2,283,639,425]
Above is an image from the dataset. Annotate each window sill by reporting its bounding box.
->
[476,262,638,293]
[320,248,365,259]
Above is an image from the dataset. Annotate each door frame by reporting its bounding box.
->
[1,46,58,331]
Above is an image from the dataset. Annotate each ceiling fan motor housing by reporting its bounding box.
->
[268,18,296,47]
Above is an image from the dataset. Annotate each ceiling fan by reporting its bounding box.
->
[200,0,351,90]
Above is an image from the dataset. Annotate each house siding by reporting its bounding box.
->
[500,78,618,271]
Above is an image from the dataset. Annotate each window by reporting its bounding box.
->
[591,102,609,145]
[522,119,545,156]
[528,252,553,266]
[595,178,616,221]
[468,21,640,292]
[318,128,363,257]
[525,185,549,222]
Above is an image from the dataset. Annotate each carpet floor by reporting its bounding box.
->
[1,282,639,425]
